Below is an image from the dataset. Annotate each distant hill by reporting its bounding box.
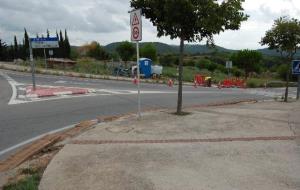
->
[104,42,177,54]
[104,42,300,57]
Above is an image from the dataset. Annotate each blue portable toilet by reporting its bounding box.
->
[139,58,152,78]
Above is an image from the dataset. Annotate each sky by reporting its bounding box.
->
[0,0,299,50]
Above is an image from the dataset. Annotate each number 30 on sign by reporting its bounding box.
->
[130,9,142,42]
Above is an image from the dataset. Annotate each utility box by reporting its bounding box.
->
[139,58,152,78]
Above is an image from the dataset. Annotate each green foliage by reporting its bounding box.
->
[131,0,248,43]
[231,49,262,78]
[195,59,211,70]
[184,60,196,67]
[231,67,244,77]
[246,78,266,88]
[3,168,42,190]
[70,48,79,60]
[86,42,109,60]
[162,66,177,78]
[140,43,157,61]
[116,41,135,62]
[276,64,289,80]
[163,66,199,82]
[216,64,227,73]
[13,35,19,59]
[64,30,71,58]
[159,54,178,67]
[3,174,40,190]
[261,17,300,59]
[195,59,218,72]
[261,16,300,101]
[59,30,64,58]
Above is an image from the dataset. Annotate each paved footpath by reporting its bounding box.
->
[40,101,300,190]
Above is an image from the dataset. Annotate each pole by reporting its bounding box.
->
[29,40,36,90]
[44,48,47,69]
[297,75,300,100]
[136,41,141,119]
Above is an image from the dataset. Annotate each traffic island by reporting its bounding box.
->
[25,86,95,98]
[39,101,300,190]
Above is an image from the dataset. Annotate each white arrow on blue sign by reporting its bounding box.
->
[292,60,300,75]
[30,37,59,49]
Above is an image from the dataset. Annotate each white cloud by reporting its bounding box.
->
[0,0,299,49]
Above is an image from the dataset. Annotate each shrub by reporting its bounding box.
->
[184,60,196,67]
[196,59,211,70]
[246,79,260,88]
[277,64,295,81]
[231,67,244,77]
[159,54,178,67]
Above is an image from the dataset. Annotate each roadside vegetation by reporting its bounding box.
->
[3,167,42,190]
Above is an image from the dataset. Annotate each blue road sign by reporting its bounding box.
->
[30,37,58,42]
[292,60,300,75]
[30,37,59,49]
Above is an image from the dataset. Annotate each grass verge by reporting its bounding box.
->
[3,168,42,190]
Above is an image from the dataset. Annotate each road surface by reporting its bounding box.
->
[0,69,296,160]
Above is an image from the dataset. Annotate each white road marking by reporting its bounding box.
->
[0,124,77,156]
[0,71,26,105]
[55,80,67,84]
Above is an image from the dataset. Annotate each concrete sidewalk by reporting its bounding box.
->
[40,101,300,190]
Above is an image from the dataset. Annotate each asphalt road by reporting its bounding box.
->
[0,69,286,160]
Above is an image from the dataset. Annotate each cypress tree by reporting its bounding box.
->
[64,29,71,58]
[59,30,64,58]
[14,35,18,59]
[8,44,14,60]
[24,28,29,59]
[47,29,50,38]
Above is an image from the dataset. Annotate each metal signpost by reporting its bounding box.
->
[130,9,142,119]
[292,60,300,100]
[30,37,59,90]
[226,61,233,77]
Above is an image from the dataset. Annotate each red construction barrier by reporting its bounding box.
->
[220,78,246,88]
[194,75,206,86]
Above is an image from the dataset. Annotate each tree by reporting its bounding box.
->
[64,29,71,58]
[23,28,29,59]
[13,35,19,59]
[59,30,64,58]
[131,0,248,114]
[0,39,8,61]
[86,41,109,60]
[54,31,60,58]
[140,43,157,61]
[116,41,135,65]
[47,29,50,38]
[231,49,262,78]
[260,17,300,102]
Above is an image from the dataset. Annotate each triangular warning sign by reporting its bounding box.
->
[132,13,139,26]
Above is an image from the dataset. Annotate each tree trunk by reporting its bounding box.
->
[176,38,184,114]
[284,66,290,102]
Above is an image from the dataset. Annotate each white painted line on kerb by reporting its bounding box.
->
[0,124,77,157]
[0,71,22,105]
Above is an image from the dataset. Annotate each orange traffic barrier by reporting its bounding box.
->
[168,79,174,87]
[133,76,138,85]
